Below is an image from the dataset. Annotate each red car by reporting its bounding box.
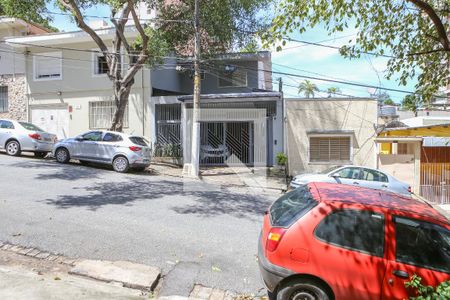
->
[258,182,450,300]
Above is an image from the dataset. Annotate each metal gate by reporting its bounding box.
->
[420,163,450,204]
[155,104,182,157]
[200,121,253,166]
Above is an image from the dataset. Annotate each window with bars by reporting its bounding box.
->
[89,101,128,129]
[218,69,247,87]
[309,136,351,163]
[0,86,7,113]
[34,52,62,80]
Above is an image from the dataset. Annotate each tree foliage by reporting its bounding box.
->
[402,94,423,116]
[154,0,272,56]
[298,79,319,98]
[327,86,341,97]
[264,0,450,103]
[0,0,57,31]
[405,275,450,300]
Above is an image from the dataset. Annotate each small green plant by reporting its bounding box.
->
[276,152,288,166]
[405,275,450,299]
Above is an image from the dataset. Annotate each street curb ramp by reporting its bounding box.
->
[69,260,161,291]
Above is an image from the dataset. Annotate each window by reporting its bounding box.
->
[0,120,14,129]
[34,52,62,80]
[218,69,247,87]
[395,217,450,273]
[0,86,7,112]
[334,167,362,179]
[309,136,351,163]
[103,133,122,142]
[315,210,385,257]
[82,131,103,141]
[397,143,408,154]
[89,101,128,129]
[270,185,317,227]
[129,136,149,147]
[19,122,44,132]
[94,54,109,75]
[361,168,388,182]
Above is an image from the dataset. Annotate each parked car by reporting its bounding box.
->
[259,182,450,300]
[0,119,56,157]
[290,165,411,195]
[53,130,151,173]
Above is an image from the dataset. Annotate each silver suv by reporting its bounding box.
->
[0,119,57,157]
[53,131,151,173]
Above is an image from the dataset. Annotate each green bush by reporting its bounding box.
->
[405,275,450,299]
[276,152,288,166]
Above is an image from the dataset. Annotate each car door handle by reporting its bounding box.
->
[353,181,359,185]
[393,270,409,279]
[382,184,388,188]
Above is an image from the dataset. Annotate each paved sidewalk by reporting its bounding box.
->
[0,249,146,299]
[151,164,288,193]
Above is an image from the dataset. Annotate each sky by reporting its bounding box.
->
[46,3,417,104]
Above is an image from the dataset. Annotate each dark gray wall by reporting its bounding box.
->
[152,60,260,95]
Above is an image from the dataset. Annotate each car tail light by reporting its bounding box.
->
[28,133,41,140]
[408,186,412,193]
[266,228,286,252]
[129,146,142,152]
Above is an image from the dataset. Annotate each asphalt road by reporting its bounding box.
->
[0,153,278,295]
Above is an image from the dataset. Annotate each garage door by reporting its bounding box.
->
[31,107,69,140]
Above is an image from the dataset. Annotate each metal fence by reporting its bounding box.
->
[420,163,450,204]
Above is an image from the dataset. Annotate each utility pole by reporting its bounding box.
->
[189,0,201,177]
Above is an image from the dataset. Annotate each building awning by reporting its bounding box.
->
[177,92,281,103]
[375,137,423,143]
[423,137,450,147]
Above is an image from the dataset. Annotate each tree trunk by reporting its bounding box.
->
[110,81,132,132]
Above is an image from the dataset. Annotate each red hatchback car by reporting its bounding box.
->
[258,182,450,300]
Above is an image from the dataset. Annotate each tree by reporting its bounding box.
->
[265,0,450,103]
[0,0,56,31]
[327,87,341,97]
[402,94,423,116]
[383,99,396,106]
[298,80,319,98]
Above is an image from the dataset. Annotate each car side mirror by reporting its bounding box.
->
[331,174,340,178]
[75,137,84,142]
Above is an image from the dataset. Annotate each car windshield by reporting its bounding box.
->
[19,122,44,132]
[270,185,317,227]
[320,166,342,174]
[129,137,149,147]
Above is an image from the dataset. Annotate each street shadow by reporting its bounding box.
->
[8,159,105,181]
[43,178,272,218]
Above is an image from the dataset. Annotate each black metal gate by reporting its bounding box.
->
[200,121,253,166]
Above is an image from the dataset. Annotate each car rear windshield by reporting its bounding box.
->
[270,185,317,227]
[129,136,149,147]
[19,122,44,132]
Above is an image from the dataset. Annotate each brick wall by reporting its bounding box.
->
[0,75,27,121]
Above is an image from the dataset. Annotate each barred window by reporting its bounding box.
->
[0,86,7,113]
[309,136,351,163]
[89,101,128,129]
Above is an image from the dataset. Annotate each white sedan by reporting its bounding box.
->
[290,165,411,196]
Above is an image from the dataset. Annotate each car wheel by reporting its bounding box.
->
[277,279,331,300]
[112,156,129,173]
[6,140,21,156]
[34,152,47,158]
[55,148,70,163]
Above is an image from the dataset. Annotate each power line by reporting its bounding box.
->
[0,40,192,61]
[45,10,191,23]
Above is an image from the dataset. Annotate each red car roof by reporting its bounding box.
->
[310,182,449,225]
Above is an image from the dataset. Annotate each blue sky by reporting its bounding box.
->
[47,4,417,103]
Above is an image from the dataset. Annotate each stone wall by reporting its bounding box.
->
[0,75,27,121]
